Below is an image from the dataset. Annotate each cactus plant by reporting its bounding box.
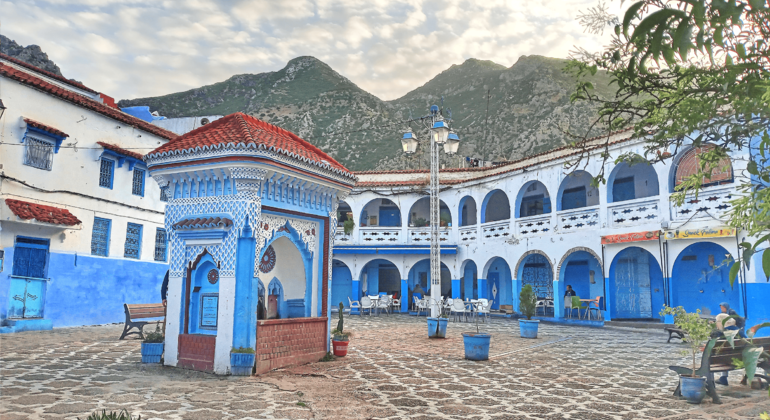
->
[332,302,351,342]
[337,302,344,334]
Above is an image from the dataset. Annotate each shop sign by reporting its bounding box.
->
[200,294,219,328]
[664,227,736,240]
[601,230,661,244]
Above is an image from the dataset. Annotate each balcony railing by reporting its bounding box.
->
[557,207,599,233]
[360,227,402,244]
[459,226,477,243]
[481,220,511,240]
[516,214,552,237]
[407,227,450,244]
[335,227,353,244]
[608,197,660,228]
[671,186,733,221]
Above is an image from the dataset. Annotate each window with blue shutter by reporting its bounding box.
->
[160,186,168,202]
[154,228,167,261]
[99,159,114,189]
[124,223,142,259]
[132,169,145,196]
[91,217,111,256]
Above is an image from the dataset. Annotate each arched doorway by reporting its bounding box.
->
[515,181,552,217]
[671,242,738,315]
[557,171,599,211]
[459,196,477,226]
[260,236,311,319]
[557,249,604,317]
[337,201,353,226]
[360,198,401,227]
[609,247,664,319]
[360,259,401,297]
[407,259,451,305]
[607,159,660,203]
[483,257,513,310]
[481,189,510,223]
[517,253,553,312]
[461,260,478,300]
[331,260,353,309]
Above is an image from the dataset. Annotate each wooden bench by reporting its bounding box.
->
[664,326,686,343]
[120,303,165,340]
[669,337,770,403]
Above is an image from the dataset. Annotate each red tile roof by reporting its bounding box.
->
[5,199,82,226]
[97,141,144,160]
[0,63,177,141]
[147,112,354,178]
[23,118,69,138]
[0,53,98,94]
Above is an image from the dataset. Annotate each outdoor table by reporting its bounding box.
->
[580,298,598,319]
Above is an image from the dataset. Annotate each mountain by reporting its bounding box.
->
[0,34,64,76]
[118,55,613,172]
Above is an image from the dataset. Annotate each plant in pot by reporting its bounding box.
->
[230,346,255,376]
[462,304,491,360]
[331,302,352,356]
[660,305,714,404]
[439,213,451,228]
[413,217,428,228]
[427,299,449,338]
[141,324,164,364]
[518,284,539,338]
[343,219,355,236]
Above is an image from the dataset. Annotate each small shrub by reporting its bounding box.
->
[519,285,537,320]
[142,324,164,344]
[319,352,335,362]
[231,346,255,354]
[78,409,140,420]
[343,219,355,235]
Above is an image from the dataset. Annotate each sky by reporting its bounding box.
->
[0,0,620,101]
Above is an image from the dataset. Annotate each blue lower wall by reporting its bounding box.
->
[2,248,168,328]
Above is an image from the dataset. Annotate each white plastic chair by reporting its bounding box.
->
[564,297,573,319]
[360,296,375,316]
[391,296,400,313]
[476,299,491,323]
[452,299,469,322]
[416,297,429,316]
[376,295,391,316]
[348,297,361,315]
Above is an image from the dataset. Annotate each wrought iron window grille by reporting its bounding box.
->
[99,158,114,188]
[23,136,54,170]
[132,169,145,196]
[124,222,142,259]
[91,217,111,256]
[154,228,167,261]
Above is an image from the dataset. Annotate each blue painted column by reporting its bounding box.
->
[603,276,612,320]
[351,279,361,315]
[401,279,408,312]
[233,218,258,351]
[511,279,521,313]
[451,279,461,299]
[553,281,563,318]
[478,279,488,299]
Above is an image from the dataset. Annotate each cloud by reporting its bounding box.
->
[0,0,616,101]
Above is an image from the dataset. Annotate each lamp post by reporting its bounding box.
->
[399,105,460,317]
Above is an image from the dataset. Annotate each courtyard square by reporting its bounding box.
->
[1,315,768,420]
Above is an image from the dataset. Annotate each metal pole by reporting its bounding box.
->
[430,116,441,317]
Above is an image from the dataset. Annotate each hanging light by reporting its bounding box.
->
[401,129,419,154]
[444,131,460,155]
[0,99,6,120]
[431,119,450,144]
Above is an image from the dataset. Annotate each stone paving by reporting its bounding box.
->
[1,314,768,420]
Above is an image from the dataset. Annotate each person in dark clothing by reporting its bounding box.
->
[564,285,576,297]
[161,270,170,307]
[715,302,746,386]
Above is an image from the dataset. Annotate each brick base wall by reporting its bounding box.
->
[177,334,216,373]
[255,317,327,375]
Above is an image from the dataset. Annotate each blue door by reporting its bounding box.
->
[613,249,653,319]
[379,207,400,227]
[9,244,49,319]
[488,272,500,309]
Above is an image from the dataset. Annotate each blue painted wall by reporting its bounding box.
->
[608,247,665,319]
[331,264,353,308]
[1,248,167,328]
[671,242,739,316]
[486,258,512,308]
[463,262,478,300]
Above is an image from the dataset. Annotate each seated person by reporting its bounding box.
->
[715,302,746,386]
[564,285,576,297]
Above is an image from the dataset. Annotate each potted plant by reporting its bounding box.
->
[343,219,355,235]
[427,300,449,338]
[439,213,451,228]
[331,302,352,356]
[660,306,713,404]
[141,324,164,364]
[518,284,539,338]
[462,305,491,360]
[414,217,428,228]
[230,346,255,376]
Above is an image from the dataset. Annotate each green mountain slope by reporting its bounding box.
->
[118,55,612,171]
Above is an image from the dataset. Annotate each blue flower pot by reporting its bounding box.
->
[141,342,164,364]
[680,376,707,404]
[519,319,540,339]
[230,353,255,376]
[427,317,448,338]
[462,332,491,361]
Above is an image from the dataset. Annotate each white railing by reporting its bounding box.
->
[608,198,660,228]
[557,207,599,232]
[459,226,477,243]
[481,220,512,240]
[408,227,450,244]
[359,227,402,244]
[516,214,552,237]
[334,227,353,244]
[671,186,734,221]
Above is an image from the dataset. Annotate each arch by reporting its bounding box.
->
[187,252,219,335]
[337,201,353,226]
[460,259,479,300]
[671,242,738,315]
[408,197,452,227]
[360,198,401,227]
[557,247,604,279]
[407,259,452,300]
[481,189,510,223]
[515,181,552,218]
[557,249,604,314]
[482,256,513,310]
[607,158,660,203]
[360,258,402,296]
[556,171,599,211]
[459,196,478,226]
[669,144,734,193]
[609,246,665,319]
[514,250,553,279]
[516,253,554,302]
[260,234,311,319]
[331,259,354,308]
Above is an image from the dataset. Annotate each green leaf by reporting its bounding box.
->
[743,248,754,270]
[723,328,740,348]
[748,160,759,175]
[615,24,621,36]
[748,322,770,338]
[623,1,645,37]
[736,43,747,59]
[729,262,740,287]
[762,249,770,281]
[742,346,763,383]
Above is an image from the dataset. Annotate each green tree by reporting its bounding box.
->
[567,0,770,283]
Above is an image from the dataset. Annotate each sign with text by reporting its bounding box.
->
[601,230,661,245]
[200,294,218,328]
[664,227,736,240]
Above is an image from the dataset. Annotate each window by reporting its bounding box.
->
[154,228,167,261]
[613,176,636,202]
[160,186,169,202]
[124,223,143,259]
[99,159,114,188]
[132,169,145,196]
[521,195,544,217]
[23,136,54,170]
[562,186,587,211]
[91,217,111,256]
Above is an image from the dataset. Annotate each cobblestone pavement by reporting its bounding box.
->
[1,315,768,420]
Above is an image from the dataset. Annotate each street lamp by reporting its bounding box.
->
[398,105,460,317]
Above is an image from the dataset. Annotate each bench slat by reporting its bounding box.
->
[126,304,165,309]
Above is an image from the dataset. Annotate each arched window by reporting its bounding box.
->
[408,197,451,227]
[360,198,401,227]
[515,181,551,217]
[557,171,599,211]
[670,144,733,192]
[608,159,659,203]
[337,201,353,226]
[459,196,477,226]
[481,190,510,223]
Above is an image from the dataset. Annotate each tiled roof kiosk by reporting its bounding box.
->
[146,113,356,375]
